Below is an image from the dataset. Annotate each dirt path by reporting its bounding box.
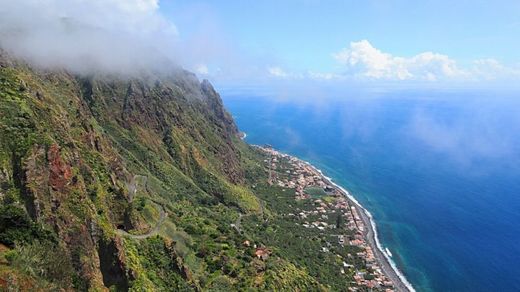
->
[233,201,265,235]
[118,174,167,239]
[127,175,147,202]
[117,203,167,239]
[233,213,244,233]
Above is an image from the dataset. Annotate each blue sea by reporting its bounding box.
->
[221,88,520,292]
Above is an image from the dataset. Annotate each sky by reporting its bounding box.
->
[162,0,520,86]
[0,0,519,87]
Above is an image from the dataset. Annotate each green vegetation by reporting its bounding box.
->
[0,68,38,157]
[305,186,330,198]
[0,52,383,291]
[4,241,74,290]
[241,177,364,291]
[0,205,54,247]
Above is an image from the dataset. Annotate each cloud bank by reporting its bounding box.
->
[333,40,465,81]
[0,0,180,74]
[268,40,520,84]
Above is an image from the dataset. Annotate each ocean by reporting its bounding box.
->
[221,89,520,292]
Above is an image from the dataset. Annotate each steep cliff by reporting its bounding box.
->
[0,51,329,291]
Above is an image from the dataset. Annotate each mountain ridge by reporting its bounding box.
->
[0,51,265,290]
[0,51,395,291]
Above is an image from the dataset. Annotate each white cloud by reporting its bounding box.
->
[307,71,341,80]
[471,58,520,80]
[0,0,179,74]
[195,64,209,75]
[333,40,465,81]
[263,40,520,83]
[268,66,291,78]
[268,66,341,81]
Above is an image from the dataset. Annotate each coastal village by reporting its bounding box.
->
[257,145,398,291]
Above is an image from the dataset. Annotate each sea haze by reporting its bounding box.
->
[222,89,520,292]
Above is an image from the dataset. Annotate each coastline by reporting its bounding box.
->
[312,165,415,292]
[256,144,414,292]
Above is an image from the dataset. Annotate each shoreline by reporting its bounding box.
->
[312,165,415,292]
[256,144,414,292]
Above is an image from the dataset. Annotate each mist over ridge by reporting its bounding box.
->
[0,0,187,75]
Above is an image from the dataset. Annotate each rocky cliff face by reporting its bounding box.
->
[0,51,260,290]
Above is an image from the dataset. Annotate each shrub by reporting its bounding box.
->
[6,241,74,289]
[0,205,54,246]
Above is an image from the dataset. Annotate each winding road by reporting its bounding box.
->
[117,203,167,239]
[117,175,168,239]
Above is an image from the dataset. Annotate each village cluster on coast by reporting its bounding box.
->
[257,145,410,291]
